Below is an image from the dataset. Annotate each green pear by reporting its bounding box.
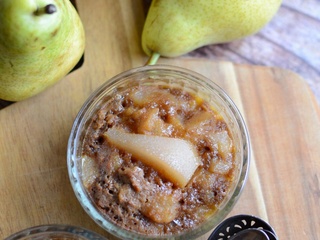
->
[0,0,85,101]
[142,0,282,58]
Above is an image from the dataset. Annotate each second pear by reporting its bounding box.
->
[142,0,282,57]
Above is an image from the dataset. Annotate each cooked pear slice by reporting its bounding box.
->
[104,128,200,188]
[82,155,99,188]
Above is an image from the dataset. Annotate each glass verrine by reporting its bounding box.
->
[5,224,106,240]
[67,64,250,239]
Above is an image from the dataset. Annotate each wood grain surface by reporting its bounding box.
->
[1,0,320,109]
[0,1,319,240]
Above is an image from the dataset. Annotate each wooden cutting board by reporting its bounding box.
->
[1,1,319,239]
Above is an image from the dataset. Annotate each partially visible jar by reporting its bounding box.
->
[67,64,251,239]
[4,224,106,240]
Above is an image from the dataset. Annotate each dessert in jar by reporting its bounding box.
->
[67,65,250,239]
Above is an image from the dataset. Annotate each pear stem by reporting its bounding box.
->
[35,4,57,15]
[145,52,160,66]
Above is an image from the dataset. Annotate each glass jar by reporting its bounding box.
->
[67,64,250,239]
[5,224,106,240]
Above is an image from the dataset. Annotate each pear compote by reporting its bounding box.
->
[81,84,236,236]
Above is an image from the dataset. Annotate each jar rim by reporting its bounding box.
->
[5,224,106,240]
